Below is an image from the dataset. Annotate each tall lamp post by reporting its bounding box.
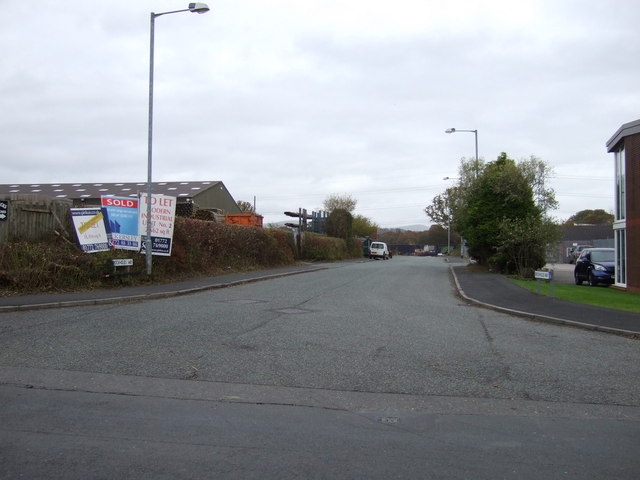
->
[445,127,479,177]
[146,3,210,276]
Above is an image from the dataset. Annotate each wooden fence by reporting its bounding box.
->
[0,194,73,242]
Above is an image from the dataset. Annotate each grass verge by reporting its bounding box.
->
[509,278,640,313]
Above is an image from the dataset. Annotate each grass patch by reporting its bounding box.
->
[509,278,640,313]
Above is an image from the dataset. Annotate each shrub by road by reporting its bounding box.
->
[0,217,361,295]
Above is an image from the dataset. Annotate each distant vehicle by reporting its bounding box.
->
[569,245,592,264]
[574,248,615,286]
[369,241,390,260]
[423,245,436,256]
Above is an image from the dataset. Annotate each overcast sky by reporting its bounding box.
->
[1,0,638,228]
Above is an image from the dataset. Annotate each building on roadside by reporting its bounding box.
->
[554,225,614,264]
[606,118,640,292]
[0,181,242,218]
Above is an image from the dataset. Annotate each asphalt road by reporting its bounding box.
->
[1,256,639,479]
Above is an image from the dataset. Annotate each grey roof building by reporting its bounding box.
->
[606,118,640,291]
[0,181,242,214]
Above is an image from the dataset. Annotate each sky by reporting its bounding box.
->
[1,0,638,229]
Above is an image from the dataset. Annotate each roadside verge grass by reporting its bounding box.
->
[509,278,640,313]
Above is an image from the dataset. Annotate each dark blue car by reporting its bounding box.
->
[574,248,615,286]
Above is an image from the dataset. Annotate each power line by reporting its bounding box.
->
[556,192,612,198]
[258,184,444,200]
[550,174,612,181]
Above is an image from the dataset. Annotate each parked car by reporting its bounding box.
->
[369,241,390,260]
[569,245,592,264]
[574,248,615,286]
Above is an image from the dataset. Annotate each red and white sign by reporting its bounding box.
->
[101,195,141,251]
[102,197,138,208]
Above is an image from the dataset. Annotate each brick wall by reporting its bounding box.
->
[626,132,640,292]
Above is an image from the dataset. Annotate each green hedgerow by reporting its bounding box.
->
[0,217,361,295]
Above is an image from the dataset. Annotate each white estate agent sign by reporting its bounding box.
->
[139,193,177,256]
[70,208,110,253]
[101,196,141,251]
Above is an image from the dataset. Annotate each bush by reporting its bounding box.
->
[302,232,362,261]
[0,217,364,294]
[0,238,124,292]
[0,218,297,294]
[144,218,296,278]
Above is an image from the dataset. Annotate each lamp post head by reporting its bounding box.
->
[445,128,456,134]
[189,3,210,13]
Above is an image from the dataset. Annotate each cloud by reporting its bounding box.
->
[0,0,637,226]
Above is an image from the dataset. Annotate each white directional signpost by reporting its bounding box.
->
[110,258,134,278]
[535,269,555,297]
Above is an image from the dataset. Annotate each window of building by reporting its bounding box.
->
[613,144,627,287]
[615,228,627,287]
[615,146,625,220]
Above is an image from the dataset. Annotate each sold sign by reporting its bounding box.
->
[101,197,138,208]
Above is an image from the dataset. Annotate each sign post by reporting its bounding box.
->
[110,258,134,278]
[534,269,554,297]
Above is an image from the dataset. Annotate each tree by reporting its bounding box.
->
[424,190,452,228]
[456,155,532,263]
[377,229,404,245]
[495,216,561,277]
[425,224,453,246]
[325,208,353,241]
[323,193,357,213]
[236,200,254,213]
[352,214,378,237]
[322,193,376,239]
[565,209,614,225]
[451,152,558,273]
[518,155,558,213]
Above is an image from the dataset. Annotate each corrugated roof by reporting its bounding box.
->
[0,181,222,200]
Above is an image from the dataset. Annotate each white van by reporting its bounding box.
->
[369,241,390,260]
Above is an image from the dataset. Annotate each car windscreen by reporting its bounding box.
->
[591,251,614,263]
[371,243,383,249]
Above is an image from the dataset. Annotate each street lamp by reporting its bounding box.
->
[445,127,479,177]
[145,3,210,275]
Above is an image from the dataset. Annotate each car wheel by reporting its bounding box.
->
[587,272,598,287]
[574,273,583,285]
